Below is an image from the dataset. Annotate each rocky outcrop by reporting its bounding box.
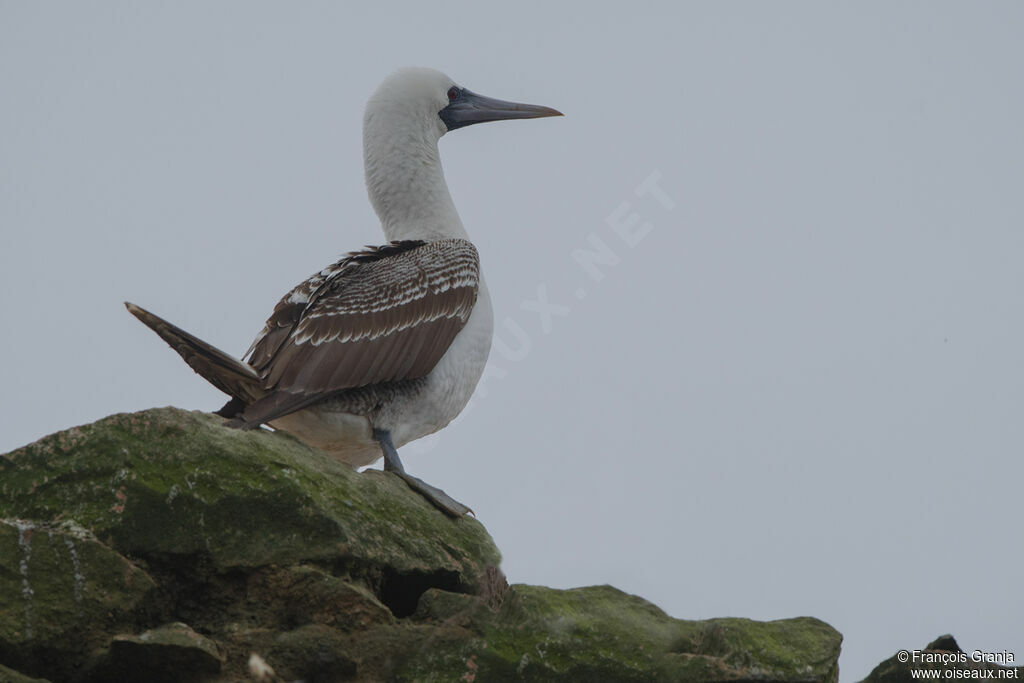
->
[860,635,1023,683]
[0,408,843,682]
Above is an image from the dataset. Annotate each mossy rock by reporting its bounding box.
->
[0,519,154,681]
[391,584,842,682]
[860,635,1023,683]
[0,407,500,588]
[84,622,224,682]
[0,408,843,682]
[246,564,395,631]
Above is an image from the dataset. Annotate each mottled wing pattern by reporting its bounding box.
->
[236,239,480,426]
[245,241,428,371]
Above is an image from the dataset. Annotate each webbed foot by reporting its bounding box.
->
[373,428,473,518]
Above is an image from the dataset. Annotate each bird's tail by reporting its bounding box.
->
[124,302,265,406]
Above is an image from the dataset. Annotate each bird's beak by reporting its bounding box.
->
[440,89,563,131]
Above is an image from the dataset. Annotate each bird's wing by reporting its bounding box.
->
[236,238,480,426]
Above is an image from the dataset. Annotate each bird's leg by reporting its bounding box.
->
[372,428,472,517]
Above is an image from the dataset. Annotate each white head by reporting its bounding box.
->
[366,67,562,144]
[363,68,562,241]
[365,68,455,144]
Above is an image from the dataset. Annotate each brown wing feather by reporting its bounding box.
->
[245,240,429,369]
[237,239,480,427]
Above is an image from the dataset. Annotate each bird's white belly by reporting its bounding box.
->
[389,280,493,447]
[269,281,494,467]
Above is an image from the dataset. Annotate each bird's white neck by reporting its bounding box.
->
[363,115,467,243]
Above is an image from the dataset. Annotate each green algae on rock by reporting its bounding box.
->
[395,584,842,682]
[0,408,843,682]
[86,622,224,682]
[859,635,1023,683]
[0,407,500,586]
[0,518,155,681]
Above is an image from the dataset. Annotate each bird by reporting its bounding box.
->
[125,67,562,517]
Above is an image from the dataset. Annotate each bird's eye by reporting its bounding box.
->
[447,86,460,102]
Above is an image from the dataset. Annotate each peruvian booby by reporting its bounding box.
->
[125,68,561,516]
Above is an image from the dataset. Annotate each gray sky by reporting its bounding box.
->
[2,3,1021,680]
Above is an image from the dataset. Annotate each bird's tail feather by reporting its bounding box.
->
[124,302,265,404]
